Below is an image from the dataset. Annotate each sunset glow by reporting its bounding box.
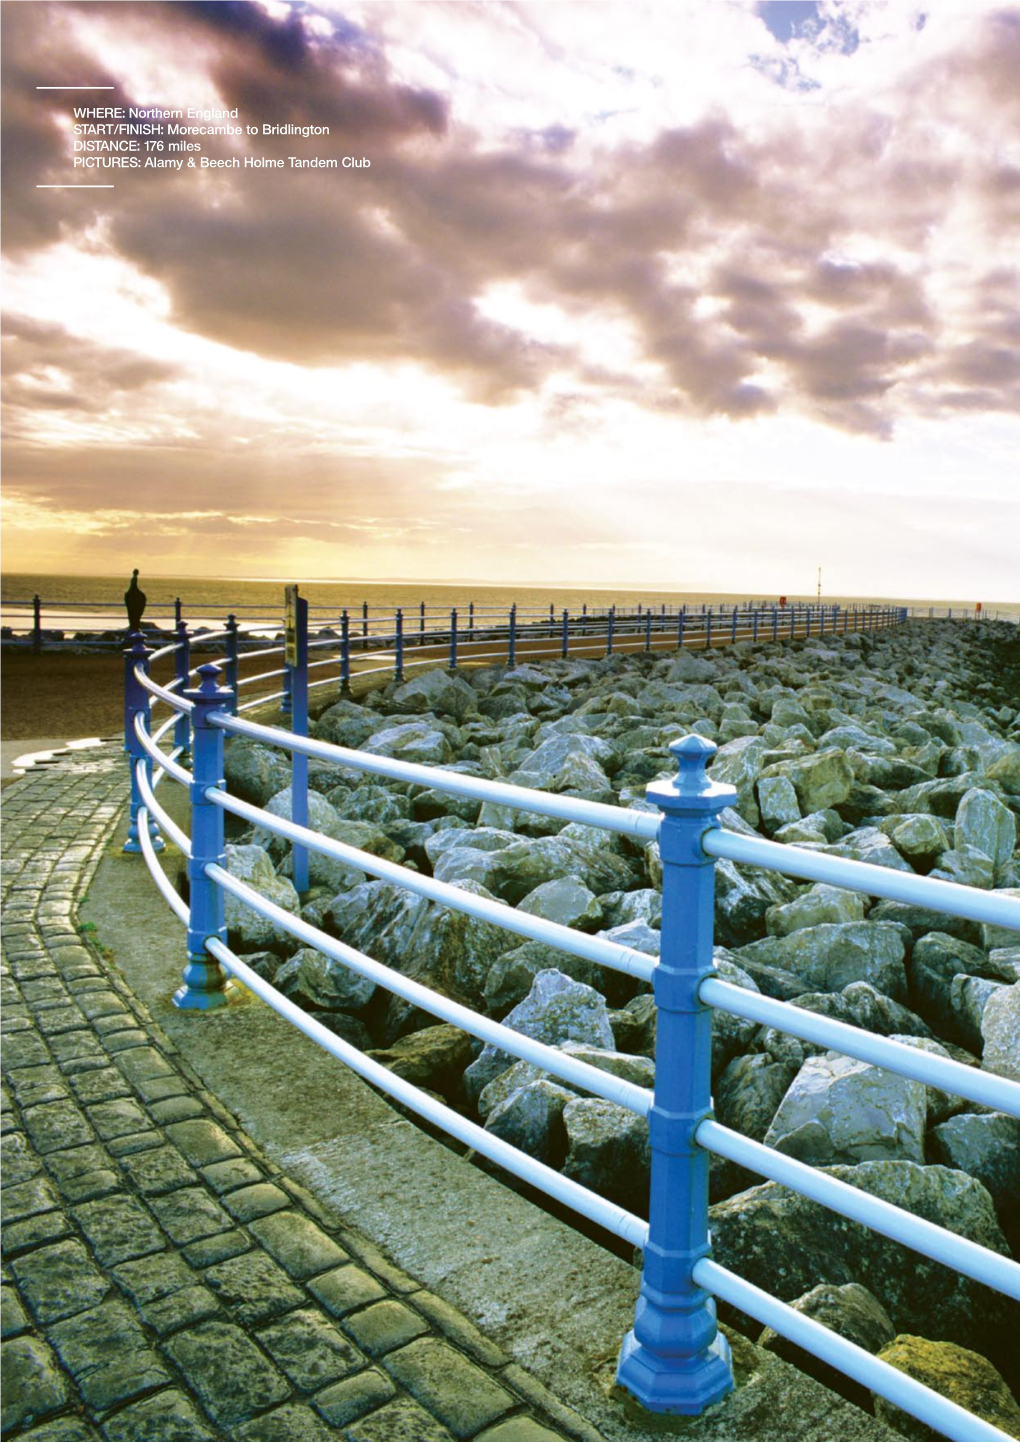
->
[2,1,1017,597]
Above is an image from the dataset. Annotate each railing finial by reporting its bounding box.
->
[668,733,715,793]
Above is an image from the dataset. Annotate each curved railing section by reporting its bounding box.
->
[7,588,923,652]
[120,621,1020,1442]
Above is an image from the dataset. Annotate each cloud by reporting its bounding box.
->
[1,315,180,424]
[5,1,1019,436]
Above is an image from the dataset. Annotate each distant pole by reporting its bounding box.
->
[290,594,309,894]
[340,610,351,695]
[224,615,239,716]
[817,566,822,599]
[174,618,191,756]
[32,594,42,654]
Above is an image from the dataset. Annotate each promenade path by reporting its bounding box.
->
[2,747,895,1442]
[1,751,595,1442]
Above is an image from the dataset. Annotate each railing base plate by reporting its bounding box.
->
[615,1329,734,1415]
[173,980,242,1012]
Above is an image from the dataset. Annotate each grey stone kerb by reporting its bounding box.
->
[4,747,895,1441]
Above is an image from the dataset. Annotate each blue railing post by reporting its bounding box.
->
[32,594,42,653]
[508,604,517,667]
[730,609,737,644]
[340,610,351,695]
[469,600,475,638]
[706,610,712,648]
[175,663,235,1011]
[752,607,758,643]
[617,735,736,1413]
[419,600,426,647]
[607,606,615,655]
[174,618,191,756]
[122,632,164,854]
[291,594,309,894]
[678,611,685,649]
[225,614,239,715]
[561,608,569,657]
[449,608,458,670]
[174,596,183,627]
[395,609,405,681]
[362,600,369,637]
[645,610,653,652]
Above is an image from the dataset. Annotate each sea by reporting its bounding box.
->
[2,573,1018,633]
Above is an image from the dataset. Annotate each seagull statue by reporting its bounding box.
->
[125,569,147,631]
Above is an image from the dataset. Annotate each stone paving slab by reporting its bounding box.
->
[1,753,599,1441]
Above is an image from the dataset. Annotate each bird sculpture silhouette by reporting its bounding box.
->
[125,569,147,631]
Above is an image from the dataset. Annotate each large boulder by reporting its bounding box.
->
[763,1051,928,1165]
[908,932,995,1038]
[713,860,797,947]
[847,753,933,791]
[274,946,375,1011]
[879,813,951,868]
[224,740,291,807]
[464,969,614,1103]
[484,1079,574,1166]
[765,884,866,937]
[325,880,428,969]
[433,831,633,906]
[709,1161,1014,1364]
[482,942,604,1018]
[561,1098,650,1213]
[955,787,1016,870]
[364,720,453,766]
[388,669,479,722]
[314,699,379,750]
[366,1024,480,1095]
[757,1282,896,1410]
[760,749,855,812]
[509,733,619,790]
[662,651,718,683]
[222,844,301,953]
[985,746,1020,795]
[838,982,933,1040]
[709,954,765,1078]
[517,878,603,932]
[929,845,996,890]
[872,1336,1020,1442]
[336,784,410,826]
[981,982,1020,1082]
[733,922,908,1001]
[949,974,1006,1054]
[389,880,517,1012]
[254,786,403,869]
[709,737,766,824]
[931,1111,1020,1223]
[756,775,801,834]
[821,827,915,873]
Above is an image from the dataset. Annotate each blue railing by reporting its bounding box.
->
[121,606,1020,1442]
[5,589,934,651]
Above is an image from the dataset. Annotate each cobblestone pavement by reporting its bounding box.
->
[1,751,602,1442]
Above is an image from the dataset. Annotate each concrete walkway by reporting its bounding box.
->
[0,752,593,1441]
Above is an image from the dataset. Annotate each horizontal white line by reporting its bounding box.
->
[36,185,115,188]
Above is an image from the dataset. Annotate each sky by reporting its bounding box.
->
[1,0,1018,599]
